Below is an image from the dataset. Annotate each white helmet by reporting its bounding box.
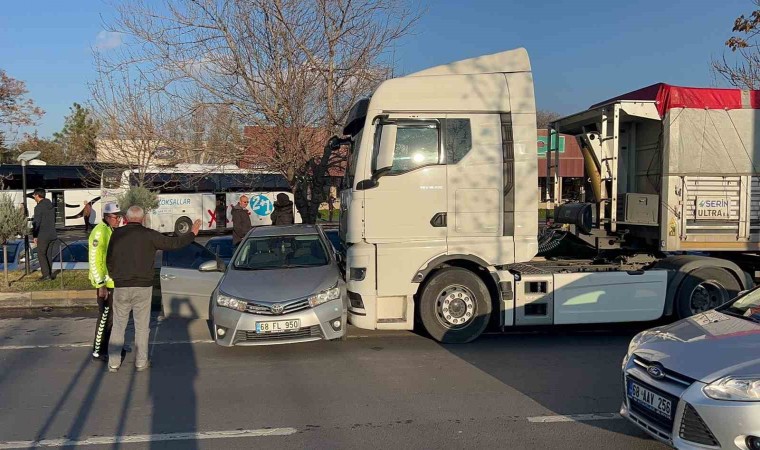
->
[103,203,121,215]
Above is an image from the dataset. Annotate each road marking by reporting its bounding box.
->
[527,413,622,423]
[0,427,297,449]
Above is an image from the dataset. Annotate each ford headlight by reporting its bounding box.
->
[216,292,247,312]
[308,286,341,308]
[704,377,760,401]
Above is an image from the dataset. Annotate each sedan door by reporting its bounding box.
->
[160,242,224,319]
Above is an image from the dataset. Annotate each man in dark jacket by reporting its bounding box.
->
[32,188,57,280]
[106,205,200,373]
[231,195,251,246]
[271,193,295,225]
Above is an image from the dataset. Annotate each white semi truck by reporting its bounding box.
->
[334,48,760,343]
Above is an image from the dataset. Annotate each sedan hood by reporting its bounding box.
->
[633,310,760,383]
[219,264,339,304]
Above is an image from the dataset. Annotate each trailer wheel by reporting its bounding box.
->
[675,267,740,318]
[419,267,491,343]
[174,217,193,235]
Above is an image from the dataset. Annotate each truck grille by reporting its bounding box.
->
[679,403,719,447]
[233,326,321,343]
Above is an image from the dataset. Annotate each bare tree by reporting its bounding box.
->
[100,0,421,222]
[712,0,760,89]
[0,69,44,159]
[89,66,169,187]
[537,110,561,129]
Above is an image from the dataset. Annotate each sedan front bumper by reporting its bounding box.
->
[621,356,760,449]
[212,298,346,346]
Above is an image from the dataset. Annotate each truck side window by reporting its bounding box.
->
[390,125,439,174]
[445,119,472,164]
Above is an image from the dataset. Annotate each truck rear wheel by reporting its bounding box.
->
[675,267,740,318]
[419,267,491,343]
[174,216,193,235]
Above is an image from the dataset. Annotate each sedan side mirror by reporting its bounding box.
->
[199,260,222,272]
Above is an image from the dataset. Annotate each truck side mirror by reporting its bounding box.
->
[327,135,350,151]
[374,124,397,178]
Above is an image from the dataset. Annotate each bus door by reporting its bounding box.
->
[52,192,65,228]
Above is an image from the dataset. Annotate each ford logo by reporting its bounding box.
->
[270,303,284,314]
[647,364,665,380]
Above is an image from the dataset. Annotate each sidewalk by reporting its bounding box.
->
[0,289,96,308]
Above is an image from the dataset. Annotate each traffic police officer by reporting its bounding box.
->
[89,202,122,362]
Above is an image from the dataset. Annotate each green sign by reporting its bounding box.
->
[537,135,565,156]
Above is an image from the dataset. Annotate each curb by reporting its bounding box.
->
[0,290,96,309]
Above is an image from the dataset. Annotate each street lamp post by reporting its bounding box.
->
[17,151,40,275]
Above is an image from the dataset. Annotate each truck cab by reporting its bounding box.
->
[339,49,539,342]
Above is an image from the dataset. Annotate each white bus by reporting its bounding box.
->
[0,163,110,229]
[101,164,301,234]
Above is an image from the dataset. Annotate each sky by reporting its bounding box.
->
[0,0,752,138]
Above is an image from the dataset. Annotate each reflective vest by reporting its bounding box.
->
[88,222,114,288]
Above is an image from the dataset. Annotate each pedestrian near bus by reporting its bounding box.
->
[271,193,295,225]
[88,202,127,362]
[231,195,251,246]
[83,201,93,234]
[106,206,200,373]
[32,188,57,281]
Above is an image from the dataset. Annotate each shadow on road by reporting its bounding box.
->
[438,324,658,439]
[148,297,199,450]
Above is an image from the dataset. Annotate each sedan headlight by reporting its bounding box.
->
[216,292,247,312]
[308,285,341,308]
[704,377,760,401]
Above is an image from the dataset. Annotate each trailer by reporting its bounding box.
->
[334,48,760,343]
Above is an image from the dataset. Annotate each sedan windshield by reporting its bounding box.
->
[233,234,329,270]
[721,289,760,323]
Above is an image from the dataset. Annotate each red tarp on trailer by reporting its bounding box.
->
[590,83,760,117]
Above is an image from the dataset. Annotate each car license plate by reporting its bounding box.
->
[255,319,300,334]
[627,379,673,420]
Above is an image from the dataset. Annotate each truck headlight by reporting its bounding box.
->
[704,377,760,401]
[216,292,247,312]
[309,286,341,308]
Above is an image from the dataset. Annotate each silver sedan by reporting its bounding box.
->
[206,225,347,346]
[621,289,760,450]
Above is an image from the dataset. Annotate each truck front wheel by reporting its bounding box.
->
[675,267,740,318]
[419,267,491,344]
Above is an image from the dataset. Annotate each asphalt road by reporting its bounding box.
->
[0,310,670,450]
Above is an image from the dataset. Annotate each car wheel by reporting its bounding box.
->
[419,267,491,344]
[675,267,740,318]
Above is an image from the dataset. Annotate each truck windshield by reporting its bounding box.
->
[344,127,364,188]
[721,289,760,323]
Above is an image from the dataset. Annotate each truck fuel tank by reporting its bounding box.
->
[554,203,594,235]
